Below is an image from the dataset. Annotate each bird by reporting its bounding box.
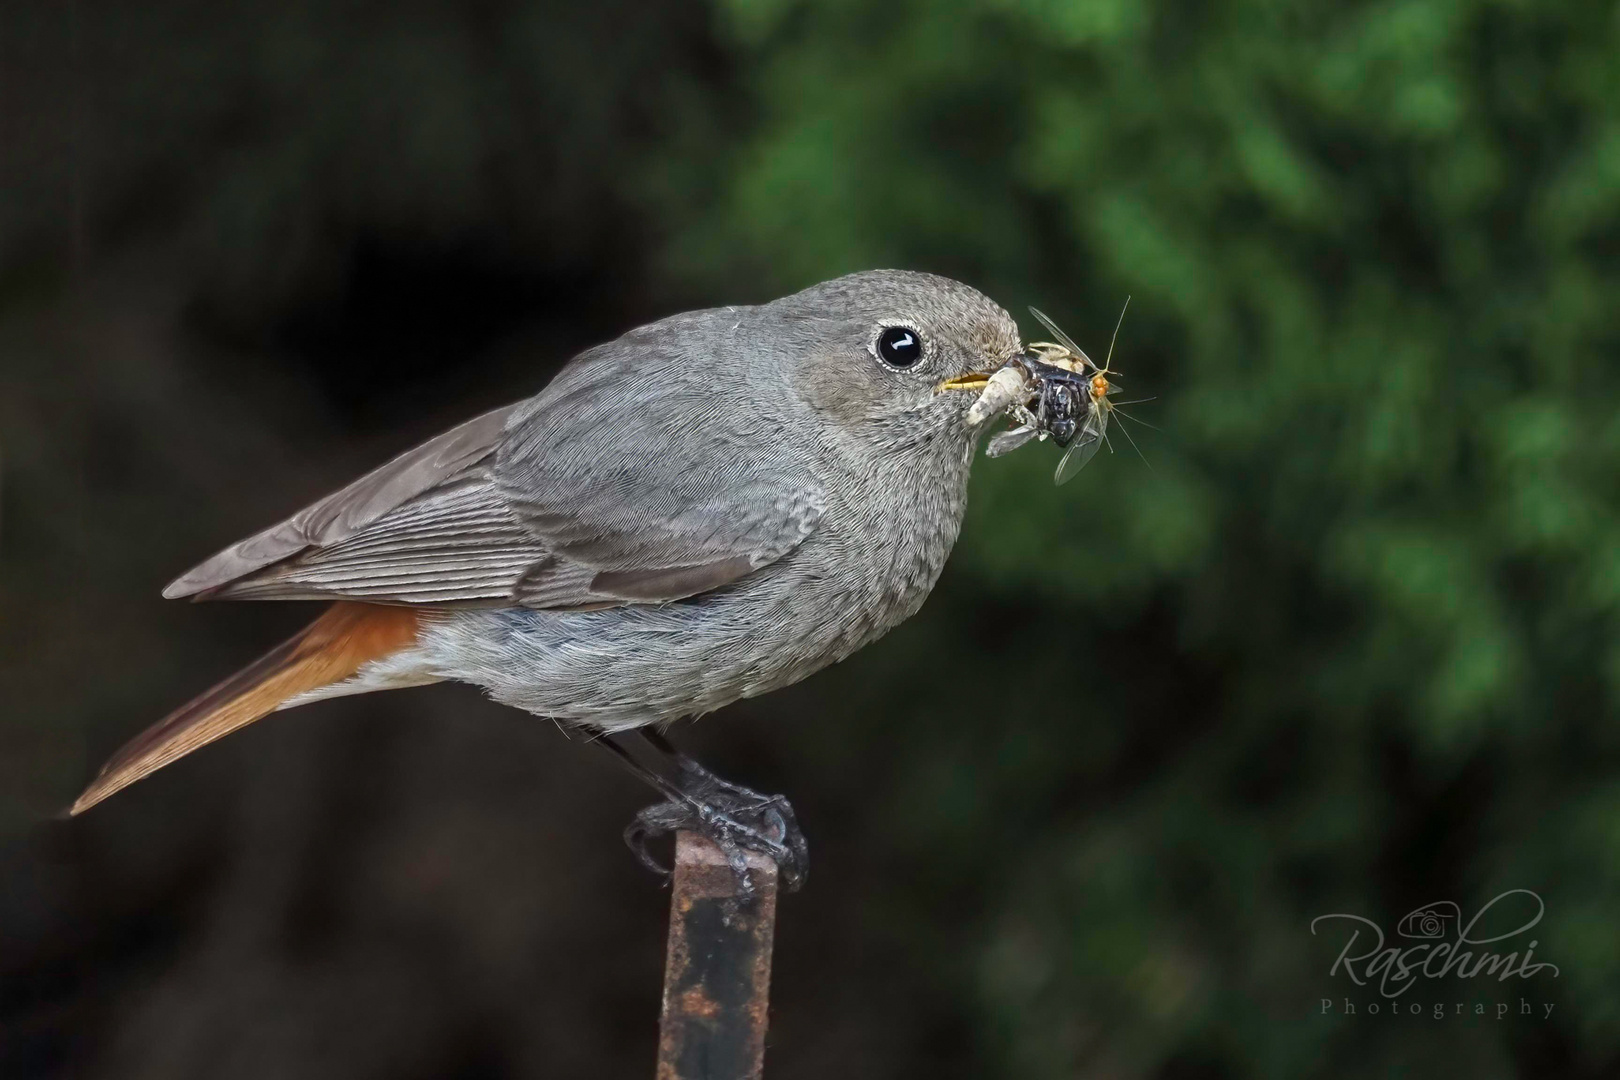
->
[69,269,1029,887]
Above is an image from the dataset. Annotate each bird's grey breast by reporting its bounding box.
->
[791,427,974,661]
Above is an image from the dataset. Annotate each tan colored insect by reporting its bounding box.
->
[939,298,1147,482]
[1025,301,1137,483]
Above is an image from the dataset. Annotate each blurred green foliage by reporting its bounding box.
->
[5,0,1620,1076]
[635,0,1620,1075]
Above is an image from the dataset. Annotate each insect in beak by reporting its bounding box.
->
[935,349,1042,395]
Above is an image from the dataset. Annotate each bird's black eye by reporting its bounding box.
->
[876,326,924,368]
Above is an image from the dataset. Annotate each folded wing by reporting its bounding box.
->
[164,311,823,610]
[166,404,525,603]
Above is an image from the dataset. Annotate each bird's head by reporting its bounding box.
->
[765,269,1026,454]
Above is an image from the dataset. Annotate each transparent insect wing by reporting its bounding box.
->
[987,424,1038,458]
[1028,307,1094,368]
[1054,405,1108,485]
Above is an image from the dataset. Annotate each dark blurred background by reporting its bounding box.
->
[3,0,1619,1077]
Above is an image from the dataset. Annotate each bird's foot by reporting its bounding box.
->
[624,778,808,897]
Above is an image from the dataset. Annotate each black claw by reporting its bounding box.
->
[624,815,673,881]
[621,790,807,894]
[601,731,810,894]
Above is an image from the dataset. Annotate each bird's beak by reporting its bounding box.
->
[936,371,991,393]
[936,349,1035,394]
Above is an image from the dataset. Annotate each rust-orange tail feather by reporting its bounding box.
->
[70,602,422,815]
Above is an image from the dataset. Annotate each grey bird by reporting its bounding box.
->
[69,269,1027,884]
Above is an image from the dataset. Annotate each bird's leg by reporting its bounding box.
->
[638,730,808,890]
[597,730,808,895]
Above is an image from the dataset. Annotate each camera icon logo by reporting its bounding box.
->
[1397,901,1461,939]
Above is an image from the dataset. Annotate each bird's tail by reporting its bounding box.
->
[70,602,424,815]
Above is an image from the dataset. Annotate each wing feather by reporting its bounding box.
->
[491,329,824,609]
[207,469,547,604]
[162,306,825,611]
[166,404,519,599]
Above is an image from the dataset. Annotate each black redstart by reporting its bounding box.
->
[71,269,1035,885]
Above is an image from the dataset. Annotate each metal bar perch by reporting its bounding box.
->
[656,832,780,1080]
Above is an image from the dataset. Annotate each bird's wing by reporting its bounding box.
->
[167,314,823,609]
[495,328,824,609]
[165,404,534,604]
[187,463,553,605]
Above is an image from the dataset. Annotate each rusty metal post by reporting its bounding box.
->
[656,831,779,1080]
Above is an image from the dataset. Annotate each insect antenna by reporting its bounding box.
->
[1098,295,1130,377]
[1112,408,1161,431]
[1113,410,1154,471]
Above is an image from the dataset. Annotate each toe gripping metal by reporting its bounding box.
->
[599,730,808,898]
